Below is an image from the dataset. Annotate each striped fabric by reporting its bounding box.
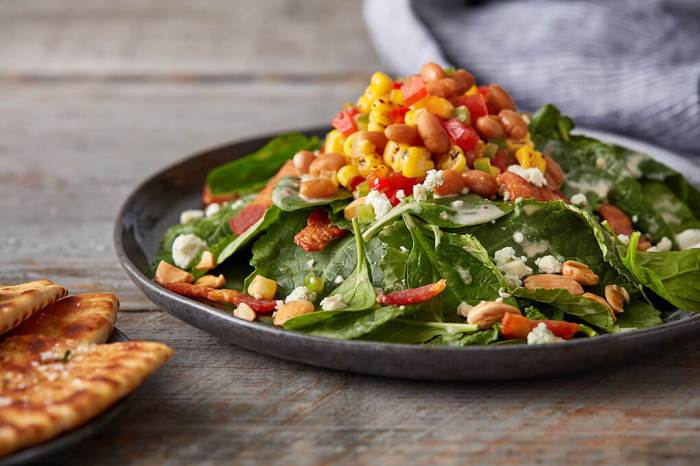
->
[363,0,700,164]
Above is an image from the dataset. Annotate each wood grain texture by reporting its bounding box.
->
[1,1,699,464]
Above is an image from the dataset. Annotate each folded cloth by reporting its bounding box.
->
[363,0,700,161]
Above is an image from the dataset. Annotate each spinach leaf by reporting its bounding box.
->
[325,218,376,311]
[615,299,663,329]
[206,133,318,196]
[640,180,700,235]
[272,176,352,212]
[512,287,615,332]
[282,305,414,339]
[621,232,700,312]
[361,319,477,344]
[217,206,281,264]
[427,325,500,346]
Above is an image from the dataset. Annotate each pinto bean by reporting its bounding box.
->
[309,152,346,177]
[451,69,475,93]
[486,84,516,111]
[475,115,505,139]
[384,124,422,145]
[420,62,445,82]
[432,169,465,197]
[462,169,498,198]
[360,131,388,153]
[300,178,338,199]
[498,109,528,140]
[292,150,315,175]
[417,110,451,154]
[427,78,458,99]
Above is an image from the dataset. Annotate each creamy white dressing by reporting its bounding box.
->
[566,178,612,198]
[456,266,472,285]
[522,204,541,216]
[446,203,505,226]
[625,152,648,178]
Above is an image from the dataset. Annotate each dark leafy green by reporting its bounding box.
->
[615,299,663,329]
[217,206,281,264]
[362,319,478,344]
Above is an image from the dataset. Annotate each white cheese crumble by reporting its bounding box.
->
[171,234,207,269]
[275,300,284,310]
[395,189,406,201]
[503,190,510,202]
[457,302,473,318]
[647,237,673,252]
[570,193,587,206]
[231,199,245,209]
[205,203,221,217]
[285,286,316,303]
[366,189,393,219]
[179,209,204,224]
[399,246,409,254]
[320,294,348,311]
[527,323,564,345]
[422,169,444,191]
[306,259,315,268]
[494,246,533,288]
[512,232,525,244]
[625,153,647,178]
[413,183,428,202]
[535,255,562,274]
[675,229,700,250]
[507,165,547,187]
[334,275,344,284]
[632,214,639,223]
[439,211,449,220]
[617,234,630,245]
[498,289,512,299]
[451,200,464,209]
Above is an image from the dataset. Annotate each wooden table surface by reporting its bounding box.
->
[2,1,699,465]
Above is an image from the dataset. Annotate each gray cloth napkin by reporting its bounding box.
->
[363,0,700,161]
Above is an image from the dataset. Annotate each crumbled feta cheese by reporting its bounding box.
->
[570,193,587,206]
[275,300,284,310]
[527,323,564,345]
[461,187,470,195]
[306,259,315,268]
[617,234,630,245]
[513,232,525,244]
[171,234,207,269]
[205,203,221,217]
[320,294,347,311]
[333,275,344,284]
[451,200,464,209]
[675,229,700,250]
[535,255,562,274]
[647,237,673,252]
[285,286,316,303]
[503,190,510,202]
[498,289,512,299]
[595,157,606,169]
[493,247,533,288]
[366,189,393,219]
[507,165,547,187]
[632,214,639,223]
[423,169,444,191]
[439,211,449,220]
[413,184,428,202]
[395,189,406,201]
[399,246,409,254]
[231,199,245,209]
[179,209,204,224]
[495,297,504,303]
[457,302,473,318]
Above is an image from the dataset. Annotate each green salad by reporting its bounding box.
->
[152,63,700,346]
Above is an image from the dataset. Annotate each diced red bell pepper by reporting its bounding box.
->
[454,94,488,122]
[443,118,481,152]
[491,149,508,173]
[229,203,266,235]
[367,171,390,193]
[500,313,580,340]
[332,108,359,136]
[388,172,420,193]
[377,279,447,306]
[165,282,277,313]
[393,81,403,90]
[349,176,365,192]
[401,76,429,106]
[389,106,409,124]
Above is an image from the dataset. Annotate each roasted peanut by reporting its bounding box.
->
[475,115,505,139]
[420,62,445,82]
[467,301,521,329]
[360,131,388,152]
[543,155,565,190]
[462,169,498,198]
[344,196,367,220]
[433,169,465,197]
[498,110,528,140]
[155,260,193,285]
[195,274,226,288]
[637,236,652,251]
[524,274,584,296]
[486,84,516,111]
[274,300,314,326]
[583,292,615,321]
[605,285,630,313]
[561,260,599,286]
[384,124,422,145]
[417,110,451,154]
[292,150,315,175]
[194,250,216,271]
[300,177,338,199]
[233,302,256,321]
[451,69,475,93]
[309,152,346,177]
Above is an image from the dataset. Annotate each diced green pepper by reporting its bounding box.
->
[474,157,493,174]
[454,106,470,124]
[304,274,325,294]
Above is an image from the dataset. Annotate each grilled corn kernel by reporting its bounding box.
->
[369,98,394,128]
[400,146,434,178]
[363,85,377,102]
[324,130,346,155]
[368,163,390,179]
[437,146,467,172]
[356,95,373,113]
[389,88,404,105]
[355,112,369,131]
[383,140,405,171]
[533,150,547,172]
[343,132,362,156]
[337,164,360,189]
[414,96,455,119]
[247,275,277,300]
[404,109,420,126]
[515,146,546,172]
[367,122,385,132]
[370,71,393,97]
[465,85,478,96]
[506,132,535,152]
[357,154,385,177]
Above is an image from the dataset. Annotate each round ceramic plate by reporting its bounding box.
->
[114,128,700,381]
[0,329,132,466]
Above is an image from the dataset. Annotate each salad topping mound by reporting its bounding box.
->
[153,62,700,346]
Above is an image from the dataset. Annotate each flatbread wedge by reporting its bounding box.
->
[0,280,68,335]
[6,293,119,343]
[0,335,174,456]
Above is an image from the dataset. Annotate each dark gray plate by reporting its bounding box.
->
[0,329,131,466]
[114,128,700,381]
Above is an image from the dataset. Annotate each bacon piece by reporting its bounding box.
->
[229,203,267,235]
[496,171,569,202]
[165,282,276,312]
[294,208,347,252]
[376,279,447,306]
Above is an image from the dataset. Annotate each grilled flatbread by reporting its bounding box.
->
[0,280,68,335]
[6,293,119,343]
[0,335,174,456]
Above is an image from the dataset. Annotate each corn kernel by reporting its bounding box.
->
[369,98,394,128]
[364,85,377,102]
[533,150,547,172]
[370,71,393,97]
[383,140,405,170]
[356,95,373,113]
[337,165,360,189]
[437,146,467,172]
[389,89,404,105]
[515,146,536,169]
[404,109,420,126]
[414,96,454,119]
[343,132,364,157]
[489,165,501,177]
[357,154,385,177]
[400,146,434,178]
[465,85,478,96]
[368,164,390,179]
[324,130,346,155]
[247,275,277,300]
